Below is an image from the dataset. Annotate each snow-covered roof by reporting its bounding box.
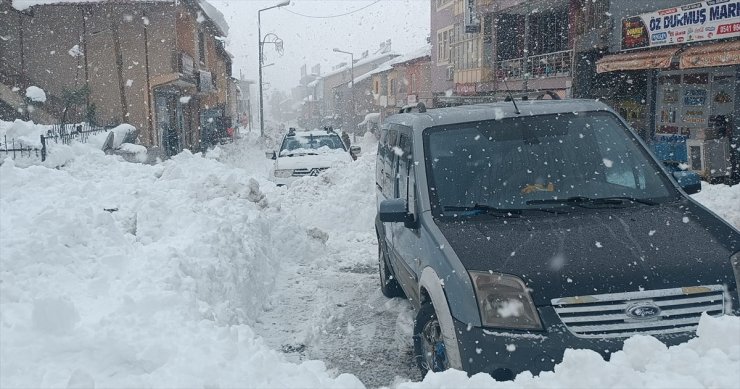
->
[322,52,399,80]
[12,0,229,36]
[12,0,174,10]
[197,0,228,36]
[351,45,431,86]
[391,45,431,66]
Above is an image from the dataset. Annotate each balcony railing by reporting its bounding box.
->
[495,50,573,81]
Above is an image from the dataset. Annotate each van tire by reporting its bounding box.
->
[413,302,449,375]
[378,242,406,298]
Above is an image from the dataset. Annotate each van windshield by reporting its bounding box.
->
[424,112,679,214]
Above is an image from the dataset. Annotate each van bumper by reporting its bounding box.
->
[452,306,707,380]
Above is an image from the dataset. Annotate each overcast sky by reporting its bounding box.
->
[210,0,430,94]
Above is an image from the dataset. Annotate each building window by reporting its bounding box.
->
[390,78,397,95]
[578,0,609,34]
[410,74,416,93]
[374,80,380,95]
[198,30,206,64]
[436,0,453,11]
[451,22,480,70]
[437,26,453,64]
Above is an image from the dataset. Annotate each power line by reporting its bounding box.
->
[282,0,382,19]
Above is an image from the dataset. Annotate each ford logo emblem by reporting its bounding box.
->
[625,301,661,320]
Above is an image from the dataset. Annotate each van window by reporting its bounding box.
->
[396,132,412,200]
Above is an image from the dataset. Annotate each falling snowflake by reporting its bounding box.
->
[595,241,603,248]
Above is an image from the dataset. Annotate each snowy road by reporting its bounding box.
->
[220,134,421,387]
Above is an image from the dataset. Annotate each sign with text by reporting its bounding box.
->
[622,1,740,49]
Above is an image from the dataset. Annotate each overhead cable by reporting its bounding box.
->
[282,0,382,19]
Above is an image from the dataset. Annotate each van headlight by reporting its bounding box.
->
[469,271,543,330]
[273,169,293,178]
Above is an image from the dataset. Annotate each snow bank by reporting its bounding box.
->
[692,182,740,228]
[0,121,139,168]
[0,148,361,388]
[397,314,740,389]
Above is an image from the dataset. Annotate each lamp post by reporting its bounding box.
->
[258,0,290,137]
[333,48,355,140]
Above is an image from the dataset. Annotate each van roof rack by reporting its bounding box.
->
[287,127,296,136]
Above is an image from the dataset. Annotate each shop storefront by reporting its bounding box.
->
[596,1,740,182]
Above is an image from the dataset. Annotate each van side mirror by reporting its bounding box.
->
[379,198,416,228]
[350,145,361,158]
[672,171,701,195]
[265,151,276,160]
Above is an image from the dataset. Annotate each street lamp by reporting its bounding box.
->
[258,0,290,137]
[333,48,355,140]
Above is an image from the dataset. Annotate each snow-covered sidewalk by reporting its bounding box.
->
[1,127,739,388]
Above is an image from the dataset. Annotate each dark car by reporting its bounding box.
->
[374,99,740,380]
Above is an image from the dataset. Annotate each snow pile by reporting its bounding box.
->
[25,86,46,103]
[0,120,139,167]
[398,314,740,388]
[0,149,362,388]
[0,119,52,145]
[692,182,740,228]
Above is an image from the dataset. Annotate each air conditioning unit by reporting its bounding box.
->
[686,138,731,178]
[447,67,454,81]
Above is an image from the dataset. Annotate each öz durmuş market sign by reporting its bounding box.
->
[622,0,739,49]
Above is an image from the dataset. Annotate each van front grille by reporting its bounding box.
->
[551,285,726,338]
[292,168,328,177]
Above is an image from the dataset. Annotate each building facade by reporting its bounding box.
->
[429,0,738,181]
[0,0,234,155]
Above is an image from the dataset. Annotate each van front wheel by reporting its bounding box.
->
[414,302,449,375]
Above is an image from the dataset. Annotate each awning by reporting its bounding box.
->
[596,47,679,73]
[679,41,740,70]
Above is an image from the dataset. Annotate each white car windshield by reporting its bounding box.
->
[280,134,346,155]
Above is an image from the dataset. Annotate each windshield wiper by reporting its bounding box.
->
[443,204,522,217]
[526,196,656,206]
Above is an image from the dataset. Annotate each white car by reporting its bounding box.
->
[267,128,360,186]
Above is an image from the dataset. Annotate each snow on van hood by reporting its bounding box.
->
[275,148,352,170]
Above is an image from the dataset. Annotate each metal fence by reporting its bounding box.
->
[1,123,111,162]
[0,135,43,161]
[495,50,573,81]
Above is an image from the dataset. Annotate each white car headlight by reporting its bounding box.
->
[273,169,293,178]
[469,271,543,330]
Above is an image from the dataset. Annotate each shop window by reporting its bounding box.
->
[683,73,708,85]
[659,75,681,85]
